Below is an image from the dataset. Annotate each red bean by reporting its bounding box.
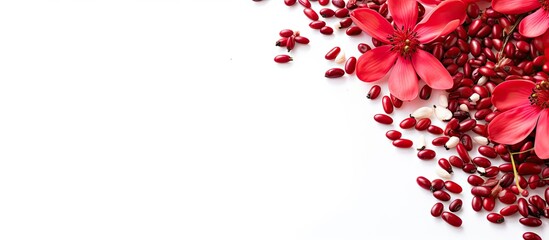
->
[471,186,491,197]
[367,85,381,99]
[284,0,297,6]
[415,118,431,131]
[500,204,519,216]
[320,26,334,35]
[427,125,443,135]
[449,199,463,212]
[431,179,445,191]
[431,202,444,217]
[346,26,362,36]
[382,96,393,114]
[344,57,356,74]
[523,232,542,240]
[483,197,496,211]
[472,196,482,211]
[309,20,326,29]
[438,158,453,173]
[319,8,335,18]
[331,0,345,8]
[418,149,436,160]
[478,146,498,158]
[324,68,345,78]
[456,143,472,163]
[319,0,329,5]
[416,176,432,190]
[399,117,416,129]
[432,136,449,146]
[487,213,504,223]
[467,175,484,186]
[518,162,542,175]
[390,94,403,108]
[393,139,413,148]
[385,130,401,140]
[298,0,311,8]
[358,43,371,53]
[274,55,293,63]
[335,8,349,18]
[445,180,462,193]
[518,198,529,217]
[325,47,341,60]
[519,217,542,227]
[295,36,309,44]
[338,18,353,28]
[303,8,319,21]
[441,212,462,227]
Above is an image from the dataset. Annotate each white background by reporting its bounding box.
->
[0,0,547,239]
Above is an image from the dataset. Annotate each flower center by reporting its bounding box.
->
[541,0,549,10]
[530,80,549,108]
[388,28,419,59]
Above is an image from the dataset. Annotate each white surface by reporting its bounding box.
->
[0,0,546,239]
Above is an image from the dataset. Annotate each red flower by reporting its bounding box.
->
[350,0,466,100]
[492,0,549,38]
[488,80,549,159]
[418,0,487,5]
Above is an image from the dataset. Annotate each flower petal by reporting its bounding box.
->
[492,0,540,14]
[417,0,442,5]
[414,0,466,43]
[350,8,394,44]
[535,109,549,159]
[388,0,417,30]
[488,106,541,145]
[519,8,549,38]
[491,80,535,111]
[411,49,453,90]
[388,57,418,101]
[356,45,398,83]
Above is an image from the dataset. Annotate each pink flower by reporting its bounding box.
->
[492,0,549,38]
[488,79,549,159]
[350,0,466,100]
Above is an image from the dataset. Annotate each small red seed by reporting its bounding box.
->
[382,96,393,114]
[338,18,352,28]
[357,43,371,53]
[471,186,491,197]
[498,190,517,204]
[284,0,297,6]
[418,149,436,160]
[467,175,484,186]
[478,146,498,158]
[320,26,334,35]
[309,20,326,29]
[427,125,443,135]
[483,197,495,211]
[417,176,432,190]
[518,198,529,217]
[523,232,542,240]
[419,85,432,100]
[298,0,311,8]
[334,8,349,18]
[415,118,431,131]
[444,180,462,193]
[286,36,295,52]
[345,26,362,36]
[385,130,402,141]
[274,55,293,63]
[449,155,464,168]
[319,8,335,18]
[438,158,453,173]
[431,179,445,191]
[390,94,403,108]
[324,68,345,78]
[431,202,444,217]
[345,57,356,74]
[319,0,329,5]
[500,204,519,216]
[472,157,491,168]
[325,47,341,60]
[463,163,477,173]
[472,196,482,211]
[456,143,472,163]
[441,212,462,227]
[303,8,319,21]
[367,85,381,99]
[374,114,392,124]
[279,29,294,38]
[518,162,542,175]
[331,0,345,8]
[433,190,451,201]
[295,36,309,44]
[519,217,542,227]
[449,199,463,212]
[399,117,416,129]
[486,213,504,223]
[432,136,449,146]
